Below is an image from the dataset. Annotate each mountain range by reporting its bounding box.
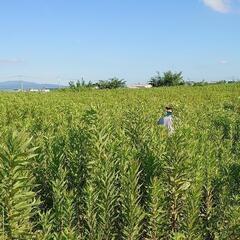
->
[0,81,66,90]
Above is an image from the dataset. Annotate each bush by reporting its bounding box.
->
[97,77,126,89]
[149,71,184,87]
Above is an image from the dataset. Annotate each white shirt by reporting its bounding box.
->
[163,115,174,134]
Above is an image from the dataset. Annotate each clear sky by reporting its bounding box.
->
[0,0,239,85]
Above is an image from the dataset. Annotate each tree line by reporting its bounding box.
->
[68,71,239,90]
[68,77,126,90]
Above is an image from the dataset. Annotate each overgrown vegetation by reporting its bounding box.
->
[69,79,94,90]
[149,71,185,87]
[96,77,126,89]
[68,77,126,90]
[0,84,240,239]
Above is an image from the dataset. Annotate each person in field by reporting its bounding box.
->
[157,106,174,134]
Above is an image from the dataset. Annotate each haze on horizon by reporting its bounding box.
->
[0,0,239,85]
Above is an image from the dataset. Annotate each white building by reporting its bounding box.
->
[29,89,40,92]
[41,89,50,92]
[28,88,51,92]
[128,84,152,89]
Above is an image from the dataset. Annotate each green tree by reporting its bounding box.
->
[68,78,95,90]
[97,77,126,89]
[149,71,164,87]
[149,70,184,87]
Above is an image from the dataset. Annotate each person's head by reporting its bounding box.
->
[165,106,173,116]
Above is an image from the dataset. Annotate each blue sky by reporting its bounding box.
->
[0,0,239,84]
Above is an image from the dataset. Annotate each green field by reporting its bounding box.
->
[0,84,240,239]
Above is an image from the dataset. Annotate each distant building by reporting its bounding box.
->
[128,84,152,89]
[29,89,39,92]
[41,89,50,92]
[28,88,51,92]
[185,81,195,86]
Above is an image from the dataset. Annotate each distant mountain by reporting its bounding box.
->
[0,81,66,90]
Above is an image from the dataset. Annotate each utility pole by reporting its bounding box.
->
[57,76,61,89]
[17,75,24,92]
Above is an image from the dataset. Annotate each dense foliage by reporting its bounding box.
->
[0,84,240,239]
[149,71,185,87]
[68,77,126,90]
[69,79,94,90]
[96,77,126,89]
